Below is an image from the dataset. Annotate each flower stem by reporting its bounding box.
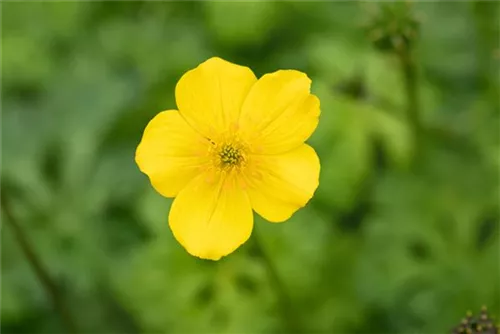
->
[252,228,300,333]
[1,194,78,333]
[398,44,422,160]
[473,1,500,110]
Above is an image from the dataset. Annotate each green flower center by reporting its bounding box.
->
[219,144,243,166]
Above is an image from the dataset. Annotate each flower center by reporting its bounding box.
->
[219,144,243,167]
[208,137,248,171]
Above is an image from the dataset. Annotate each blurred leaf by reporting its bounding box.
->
[205,2,278,47]
[312,85,412,210]
[114,233,279,333]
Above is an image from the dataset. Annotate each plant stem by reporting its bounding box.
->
[1,195,78,333]
[252,228,300,333]
[472,1,499,110]
[398,45,421,158]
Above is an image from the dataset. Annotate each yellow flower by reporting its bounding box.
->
[135,57,320,260]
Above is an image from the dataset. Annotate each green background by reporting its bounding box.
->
[2,2,499,333]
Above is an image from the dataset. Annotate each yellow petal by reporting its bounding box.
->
[175,57,257,141]
[135,110,210,198]
[244,144,320,223]
[239,70,320,154]
[169,170,253,260]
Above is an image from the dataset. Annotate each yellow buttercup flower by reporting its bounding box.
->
[135,57,320,260]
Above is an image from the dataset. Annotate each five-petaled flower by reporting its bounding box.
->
[135,57,321,260]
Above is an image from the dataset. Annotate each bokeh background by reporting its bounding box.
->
[2,1,499,333]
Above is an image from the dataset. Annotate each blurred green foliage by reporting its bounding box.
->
[1,2,499,334]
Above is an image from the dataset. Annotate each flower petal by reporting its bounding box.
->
[169,171,253,260]
[244,144,320,223]
[239,70,320,154]
[175,57,257,140]
[135,110,210,198]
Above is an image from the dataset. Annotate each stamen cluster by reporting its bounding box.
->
[219,144,243,166]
